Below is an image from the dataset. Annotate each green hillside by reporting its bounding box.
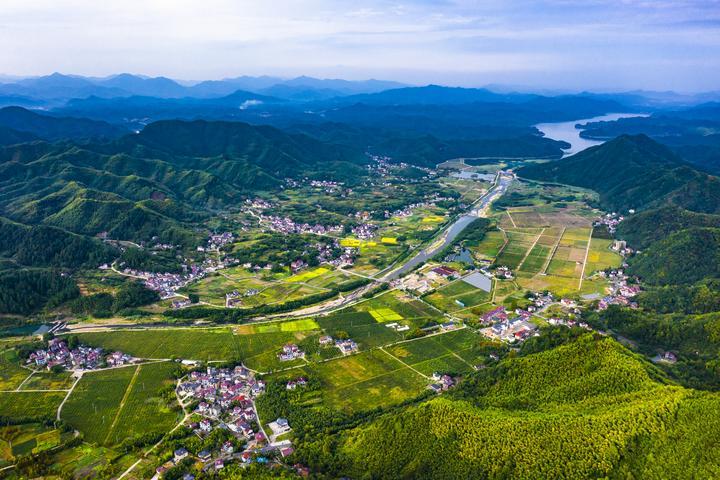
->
[296,335,720,479]
[627,227,720,285]
[618,205,720,249]
[0,119,368,245]
[516,134,719,214]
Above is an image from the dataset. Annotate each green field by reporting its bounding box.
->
[21,371,75,391]
[316,311,402,349]
[518,244,551,274]
[104,362,181,445]
[287,267,330,282]
[61,367,136,444]
[309,349,427,411]
[76,328,238,361]
[425,280,491,313]
[0,391,65,418]
[252,318,320,333]
[356,290,442,327]
[369,308,403,322]
[385,329,484,375]
[0,349,30,390]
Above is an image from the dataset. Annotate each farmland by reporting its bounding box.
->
[75,327,317,371]
[385,329,491,375]
[61,367,136,444]
[0,392,66,418]
[61,362,180,446]
[0,349,30,390]
[103,362,181,445]
[316,311,403,349]
[308,349,428,411]
[425,280,492,315]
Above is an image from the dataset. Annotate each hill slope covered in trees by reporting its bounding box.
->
[295,335,720,479]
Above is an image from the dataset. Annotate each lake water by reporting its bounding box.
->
[535,113,647,156]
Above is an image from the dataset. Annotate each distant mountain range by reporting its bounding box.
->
[0,73,407,103]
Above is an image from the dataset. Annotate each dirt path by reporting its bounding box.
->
[57,372,83,421]
[541,227,565,275]
[103,365,141,444]
[577,228,595,290]
[516,228,546,271]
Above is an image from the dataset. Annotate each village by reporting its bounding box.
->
[160,364,304,477]
[28,338,135,372]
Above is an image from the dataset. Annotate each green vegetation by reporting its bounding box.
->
[103,362,181,445]
[295,335,720,479]
[0,269,80,316]
[0,392,65,418]
[628,227,720,285]
[587,306,720,390]
[61,367,136,444]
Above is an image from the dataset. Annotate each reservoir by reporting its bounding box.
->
[535,113,647,156]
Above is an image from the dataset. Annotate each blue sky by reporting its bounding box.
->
[1,0,718,91]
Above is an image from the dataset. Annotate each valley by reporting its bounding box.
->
[0,77,718,480]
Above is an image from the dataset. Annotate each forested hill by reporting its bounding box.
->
[516,134,720,213]
[0,119,369,248]
[295,335,720,479]
[123,119,366,173]
[0,106,127,142]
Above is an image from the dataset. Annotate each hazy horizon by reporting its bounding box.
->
[1,0,719,93]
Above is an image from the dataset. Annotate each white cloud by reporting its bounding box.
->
[0,0,717,90]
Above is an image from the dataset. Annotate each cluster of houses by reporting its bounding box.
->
[178,366,265,441]
[278,344,305,362]
[206,232,234,251]
[142,267,205,299]
[493,265,514,280]
[309,179,343,193]
[351,223,377,240]
[28,338,134,371]
[428,372,455,393]
[225,290,257,308]
[246,198,273,210]
[318,335,359,355]
[385,322,411,333]
[285,377,308,390]
[427,265,459,282]
[596,269,640,310]
[335,338,359,355]
[260,215,343,237]
[479,306,538,342]
[594,212,624,235]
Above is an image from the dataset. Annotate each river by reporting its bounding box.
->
[383,172,513,280]
[535,113,647,156]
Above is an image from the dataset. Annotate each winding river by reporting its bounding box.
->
[535,113,647,156]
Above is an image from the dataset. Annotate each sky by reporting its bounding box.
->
[1,0,719,92]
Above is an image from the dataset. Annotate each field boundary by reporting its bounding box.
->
[577,228,595,290]
[516,228,546,271]
[542,227,566,275]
